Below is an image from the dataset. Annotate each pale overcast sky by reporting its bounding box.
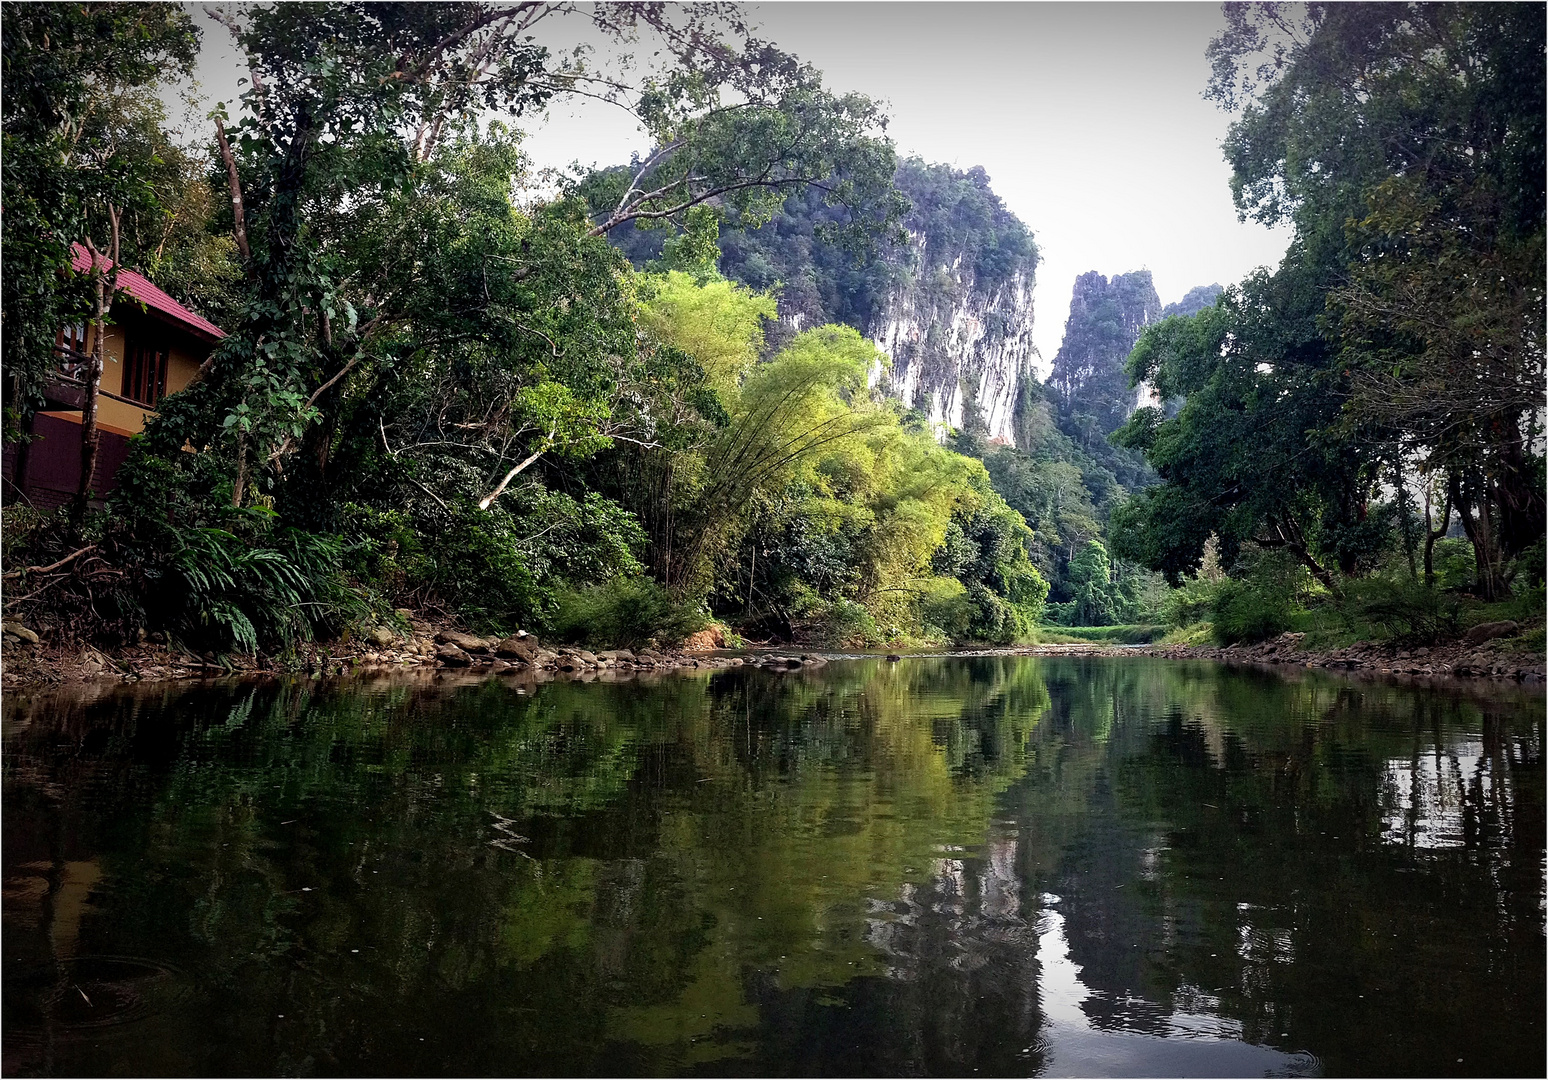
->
[182,2,1291,369]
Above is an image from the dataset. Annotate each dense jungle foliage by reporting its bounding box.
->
[1,1,1046,655]
[1109,1,1545,644]
[607,160,1177,628]
[2,1,1542,659]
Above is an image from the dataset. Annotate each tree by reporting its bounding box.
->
[576,49,906,246]
[1207,1,1545,597]
[131,2,905,533]
[658,324,892,591]
[1111,258,1390,594]
[0,2,198,478]
[1066,540,1120,626]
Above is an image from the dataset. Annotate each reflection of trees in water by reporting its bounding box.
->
[3,662,1540,1076]
[1013,660,1545,1077]
[1382,710,1541,853]
[2,659,1055,1074]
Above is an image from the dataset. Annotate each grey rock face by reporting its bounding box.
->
[868,233,1037,444]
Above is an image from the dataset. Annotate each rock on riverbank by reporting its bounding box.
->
[0,612,838,690]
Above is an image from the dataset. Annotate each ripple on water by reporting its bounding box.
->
[8,955,191,1044]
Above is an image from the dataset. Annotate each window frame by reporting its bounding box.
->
[122,338,170,407]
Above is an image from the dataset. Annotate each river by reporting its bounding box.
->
[3,657,1542,1076]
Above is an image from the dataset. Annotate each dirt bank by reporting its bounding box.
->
[1013,629,1544,684]
[2,617,1541,691]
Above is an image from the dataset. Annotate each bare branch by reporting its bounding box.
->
[214,117,251,260]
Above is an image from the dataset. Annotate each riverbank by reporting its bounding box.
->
[0,613,835,691]
[1033,628,1546,683]
[3,615,1542,690]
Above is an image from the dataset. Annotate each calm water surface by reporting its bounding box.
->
[3,657,1542,1077]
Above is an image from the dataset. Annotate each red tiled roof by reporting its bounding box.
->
[70,243,226,343]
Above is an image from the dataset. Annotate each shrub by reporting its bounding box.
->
[1340,577,1461,645]
[1431,538,1475,592]
[1041,599,1077,626]
[153,525,365,654]
[1208,549,1310,644]
[1159,576,1220,628]
[1211,578,1294,644]
[820,597,884,648]
[549,578,706,649]
[401,502,548,635]
[917,577,974,640]
[1507,536,1545,594]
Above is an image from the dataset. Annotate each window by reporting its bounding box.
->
[123,341,169,406]
[55,322,88,379]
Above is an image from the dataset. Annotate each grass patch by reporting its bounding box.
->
[1498,625,1546,657]
[1157,622,1214,647]
[1037,624,1168,645]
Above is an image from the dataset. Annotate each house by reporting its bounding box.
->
[2,245,226,509]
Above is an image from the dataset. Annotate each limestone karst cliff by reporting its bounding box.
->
[609,157,1041,443]
[867,226,1038,442]
[1047,270,1163,439]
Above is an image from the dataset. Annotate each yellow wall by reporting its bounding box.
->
[85,321,207,436]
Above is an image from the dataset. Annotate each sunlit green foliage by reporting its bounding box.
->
[637,271,777,394]
[550,578,707,650]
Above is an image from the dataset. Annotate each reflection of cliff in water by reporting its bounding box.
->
[745,828,1047,1076]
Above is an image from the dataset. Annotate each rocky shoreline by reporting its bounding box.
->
[2,612,1541,690]
[0,613,832,690]
[1033,626,1544,683]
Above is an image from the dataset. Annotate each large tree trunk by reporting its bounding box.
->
[1490,412,1545,563]
[1450,473,1508,600]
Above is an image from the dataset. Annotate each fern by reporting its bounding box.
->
[162,526,358,656]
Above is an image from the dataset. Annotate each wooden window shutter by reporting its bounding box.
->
[123,340,169,406]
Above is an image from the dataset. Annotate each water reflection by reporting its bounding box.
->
[3,658,1542,1076]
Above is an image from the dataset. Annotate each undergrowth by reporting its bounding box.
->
[1037,624,1167,644]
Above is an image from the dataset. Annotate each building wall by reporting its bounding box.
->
[2,305,215,507]
[88,319,205,434]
